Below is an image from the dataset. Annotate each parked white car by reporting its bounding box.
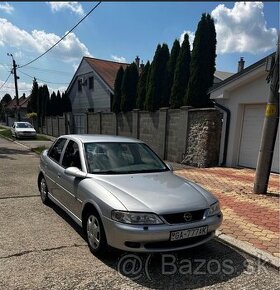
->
[11,122,37,139]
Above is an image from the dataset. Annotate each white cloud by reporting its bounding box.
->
[0,80,32,98]
[211,2,278,54]
[47,2,84,16]
[111,55,127,63]
[0,2,14,14]
[179,30,195,50]
[0,18,92,63]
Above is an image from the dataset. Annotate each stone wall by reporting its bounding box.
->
[43,108,222,167]
[182,108,222,167]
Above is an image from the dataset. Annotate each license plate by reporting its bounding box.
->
[170,226,208,241]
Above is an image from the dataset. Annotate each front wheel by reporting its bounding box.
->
[85,212,107,255]
[39,176,50,205]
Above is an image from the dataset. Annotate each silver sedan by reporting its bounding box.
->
[38,135,222,255]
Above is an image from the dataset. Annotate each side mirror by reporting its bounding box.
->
[65,167,87,178]
[166,162,173,172]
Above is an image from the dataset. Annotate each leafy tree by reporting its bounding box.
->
[136,61,150,110]
[145,43,170,111]
[1,93,12,105]
[186,13,217,108]
[170,33,191,108]
[164,39,180,107]
[112,66,124,113]
[120,63,139,112]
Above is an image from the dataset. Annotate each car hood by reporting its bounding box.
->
[92,171,216,214]
[16,128,36,132]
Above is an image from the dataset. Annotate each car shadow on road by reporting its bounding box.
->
[100,240,248,289]
[0,146,35,159]
[47,199,249,289]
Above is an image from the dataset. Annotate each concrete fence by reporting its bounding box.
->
[42,107,222,167]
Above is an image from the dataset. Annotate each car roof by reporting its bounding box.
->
[14,121,31,124]
[59,134,144,144]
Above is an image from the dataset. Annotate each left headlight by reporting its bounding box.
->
[208,201,221,216]
[111,210,163,225]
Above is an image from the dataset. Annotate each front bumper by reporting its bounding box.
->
[102,212,223,252]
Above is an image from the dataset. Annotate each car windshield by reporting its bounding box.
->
[16,123,33,128]
[84,142,168,174]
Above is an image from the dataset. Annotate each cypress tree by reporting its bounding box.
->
[145,43,170,111]
[170,33,191,108]
[186,13,217,108]
[120,63,139,112]
[50,91,57,116]
[164,39,180,106]
[112,66,124,113]
[159,43,170,107]
[28,78,39,113]
[136,61,150,110]
[41,85,49,124]
[56,90,62,116]
[37,86,44,127]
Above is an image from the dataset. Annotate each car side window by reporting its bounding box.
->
[48,138,67,163]
[61,140,82,170]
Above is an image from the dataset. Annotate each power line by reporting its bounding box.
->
[18,70,69,85]
[0,72,12,91]
[19,1,101,68]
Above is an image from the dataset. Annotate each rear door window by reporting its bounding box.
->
[48,138,67,163]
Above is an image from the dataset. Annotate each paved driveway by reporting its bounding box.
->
[0,137,279,290]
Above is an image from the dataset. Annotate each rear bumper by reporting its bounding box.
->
[102,212,223,252]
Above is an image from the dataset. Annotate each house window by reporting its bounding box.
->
[89,77,94,90]
[78,79,82,92]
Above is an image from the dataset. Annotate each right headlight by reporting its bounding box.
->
[112,210,163,225]
[208,201,221,216]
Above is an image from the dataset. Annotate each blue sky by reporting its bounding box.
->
[0,2,279,99]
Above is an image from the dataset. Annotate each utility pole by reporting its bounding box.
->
[7,53,20,121]
[253,37,279,194]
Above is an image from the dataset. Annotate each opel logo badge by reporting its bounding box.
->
[184,212,192,222]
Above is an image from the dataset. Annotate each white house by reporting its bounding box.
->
[210,53,279,173]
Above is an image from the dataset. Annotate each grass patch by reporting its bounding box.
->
[31,146,47,155]
[36,134,51,141]
[0,128,13,139]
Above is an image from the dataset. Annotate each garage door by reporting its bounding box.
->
[239,104,279,173]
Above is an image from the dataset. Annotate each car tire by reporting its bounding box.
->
[84,211,107,256]
[39,176,50,205]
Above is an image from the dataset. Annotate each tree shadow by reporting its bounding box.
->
[0,146,34,159]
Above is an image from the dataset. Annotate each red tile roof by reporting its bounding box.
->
[84,57,129,91]
[6,96,30,109]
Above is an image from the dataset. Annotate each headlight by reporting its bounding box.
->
[208,202,220,216]
[112,210,163,225]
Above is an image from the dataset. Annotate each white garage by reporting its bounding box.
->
[238,104,279,173]
[210,53,279,173]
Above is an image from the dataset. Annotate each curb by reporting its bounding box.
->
[215,230,280,270]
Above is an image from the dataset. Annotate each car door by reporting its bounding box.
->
[59,140,84,217]
[43,137,67,202]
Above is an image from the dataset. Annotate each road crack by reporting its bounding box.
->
[0,243,87,260]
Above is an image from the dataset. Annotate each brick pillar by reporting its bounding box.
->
[132,109,140,139]
[158,107,169,159]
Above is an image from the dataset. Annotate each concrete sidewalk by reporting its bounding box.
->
[173,165,279,264]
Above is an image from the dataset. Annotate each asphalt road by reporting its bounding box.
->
[0,137,279,290]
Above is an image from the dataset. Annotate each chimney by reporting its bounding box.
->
[135,56,140,68]
[238,57,245,72]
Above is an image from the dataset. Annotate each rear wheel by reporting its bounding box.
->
[39,176,50,205]
[84,211,107,255]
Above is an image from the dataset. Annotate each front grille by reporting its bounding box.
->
[162,209,205,224]
[145,233,213,250]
